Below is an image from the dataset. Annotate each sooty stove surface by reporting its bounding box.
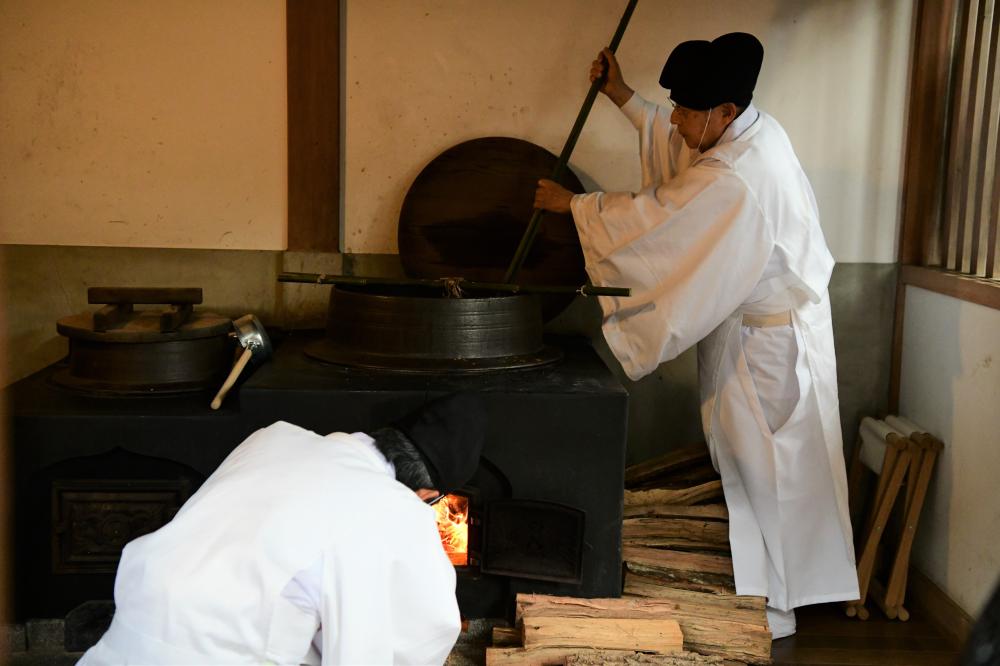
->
[239,334,629,616]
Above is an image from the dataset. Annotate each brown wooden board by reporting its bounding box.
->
[398,137,587,318]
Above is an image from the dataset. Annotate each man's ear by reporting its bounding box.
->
[722,102,740,122]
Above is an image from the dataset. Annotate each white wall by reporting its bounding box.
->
[0,1,287,250]
[899,286,1000,616]
[345,0,912,262]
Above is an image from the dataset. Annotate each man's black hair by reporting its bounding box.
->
[371,426,435,491]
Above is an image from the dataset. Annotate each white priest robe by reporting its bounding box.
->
[78,422,461,665]
[570,93,859,610]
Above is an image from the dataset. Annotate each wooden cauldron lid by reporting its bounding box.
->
[57,287,231,343]
[57,311,232,343]
[398,137,587,317]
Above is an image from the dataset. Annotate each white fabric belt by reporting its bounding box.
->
[741,310,792,328]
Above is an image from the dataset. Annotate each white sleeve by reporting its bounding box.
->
[570,165,774,380]
[619,92,684,188]
[319,501,460,666]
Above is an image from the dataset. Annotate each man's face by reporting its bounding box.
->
[670,102,714,150]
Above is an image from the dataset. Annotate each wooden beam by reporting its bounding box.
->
[287,0,340,251]
[952,0,989,271]
[901,264,1000,310]
[968,0,1000,275]
[898,0,961,265]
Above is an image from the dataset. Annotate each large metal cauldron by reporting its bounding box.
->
[305,286,561,373]
[307,136,585,373]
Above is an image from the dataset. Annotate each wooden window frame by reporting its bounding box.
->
[891,0,1000,410]
[286,0,341,252]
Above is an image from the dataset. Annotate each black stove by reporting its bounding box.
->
[6,332,628,621]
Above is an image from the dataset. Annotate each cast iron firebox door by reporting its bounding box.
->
[480,500,585,584]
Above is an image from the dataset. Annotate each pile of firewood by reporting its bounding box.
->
[483,446,772,666]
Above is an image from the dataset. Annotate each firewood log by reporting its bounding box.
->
[622,518,730,551]
[623,547,735,595]
[493,626,522,647]
[516,593,770,666]
[630,465,721,491]
[625,481,723,507]
[625,445,712,489]
[485,646,724,666]
[521,616,682,653]
[623,546,733,576]
[622,575,765,612]
[486,647,725,666]
[567,651,725,665]
[622,504,729,522]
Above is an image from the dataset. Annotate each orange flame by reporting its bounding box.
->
[434,494,469,566]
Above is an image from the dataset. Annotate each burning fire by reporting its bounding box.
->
[433,494,469,566]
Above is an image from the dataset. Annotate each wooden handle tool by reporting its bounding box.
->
[210,347,253,410]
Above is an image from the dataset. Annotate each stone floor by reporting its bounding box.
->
[445,618,508,666]
[3,619,81,665]
[2,606,968,665]
[2,617,508,665]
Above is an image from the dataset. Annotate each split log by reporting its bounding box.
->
[622,574,765,613]
[630,466,722,491]
[625,445,712,489]
[516,593,770,665]
[623,547,733,576]
[622,518,730,551]
[493,626,522,647]
[623,547,735,595]
[623,504,729,522]
[567,651,724,665]
[625,481,723,508]
[486,646,723,666]
[522,616,682,653]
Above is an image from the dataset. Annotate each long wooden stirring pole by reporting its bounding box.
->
[503,0,639,283]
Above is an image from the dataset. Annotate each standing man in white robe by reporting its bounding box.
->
[78,393,485,665]
[534,33,859,639]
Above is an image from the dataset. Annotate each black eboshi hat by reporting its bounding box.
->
[392,392,486,495]
[659,32,764,111]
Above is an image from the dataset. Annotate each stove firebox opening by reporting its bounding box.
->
[433,493,470,566]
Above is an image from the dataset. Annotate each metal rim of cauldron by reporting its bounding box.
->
[307,286,562,373]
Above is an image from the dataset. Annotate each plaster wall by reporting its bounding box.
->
[345,0,912,262]
[0,0,287,249]
[1,0,910,259]
[898,286,1000,616]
